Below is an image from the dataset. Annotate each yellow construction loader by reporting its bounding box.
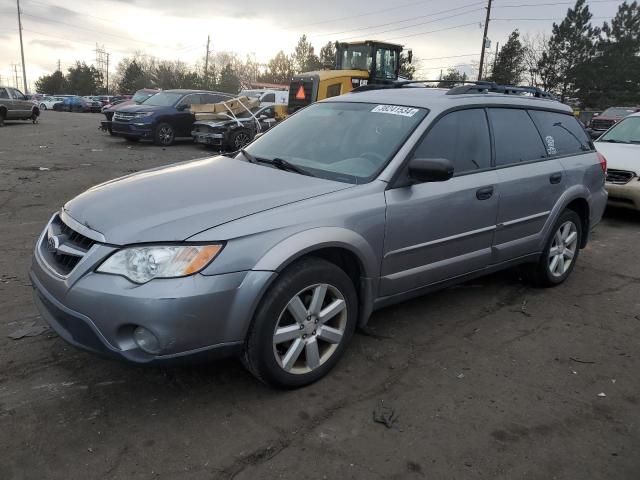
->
[287,40,410,113]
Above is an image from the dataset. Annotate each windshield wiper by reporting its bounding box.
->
[240,150,315,177]
[600,139,623,143]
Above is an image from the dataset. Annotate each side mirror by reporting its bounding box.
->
[176,104,189,111]
[408,158,454,183]
[259,114,268,120]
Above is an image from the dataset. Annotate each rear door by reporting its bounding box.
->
[0,88,14,118]
[489,108,566,262]
[10,88,32,116]
[381,108,499,296]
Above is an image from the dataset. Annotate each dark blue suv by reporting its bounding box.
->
[112,89,233,146]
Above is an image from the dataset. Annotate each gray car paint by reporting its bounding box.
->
[31,88,607,363]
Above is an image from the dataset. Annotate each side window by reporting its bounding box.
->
[207,94,230,104]
[489,108,547,166]
[412,109,491,175]
[0,88,8,99]
[325,84,342,98]
[178,94,196,108]
[12,89,25,100]
[528,110,591,156]
[262,93,275,102]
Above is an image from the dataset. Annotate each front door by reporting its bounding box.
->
[381,108,499,297]
[9,88,31,117]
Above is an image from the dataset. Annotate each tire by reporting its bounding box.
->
[0,110,5,127]
[243,257,358,388]
[40,103,47,110]
[228,129,252,151]
[108,126,115,136]
[154,122,175,146]
[527,209,582,287]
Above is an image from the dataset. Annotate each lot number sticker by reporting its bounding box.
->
[371,105,419,117]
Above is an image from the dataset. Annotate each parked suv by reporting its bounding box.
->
[112,89,233,145]
[0,86,39,126]
[30,83,607,387]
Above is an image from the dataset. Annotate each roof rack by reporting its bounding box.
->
[351,80,555,99]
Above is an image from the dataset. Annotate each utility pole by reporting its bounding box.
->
[16,0,28,93]
[12,64,19,89]
[105,52,110,94]
[57,59,61,71]
[477,0,492,81]
[492,42,499,77]
[204,35,210,88]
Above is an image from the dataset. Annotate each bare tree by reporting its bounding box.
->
[521,33,549,88]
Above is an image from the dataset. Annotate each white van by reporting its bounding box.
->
[239,89,288,106]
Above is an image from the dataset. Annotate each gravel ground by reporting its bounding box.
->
[1,112,639,480]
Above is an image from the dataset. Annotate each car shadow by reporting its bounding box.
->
[602,205,640,224]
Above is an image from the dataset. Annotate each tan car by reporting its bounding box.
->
[0,86,39,126]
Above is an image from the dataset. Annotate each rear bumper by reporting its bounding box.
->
[606,181,640,210]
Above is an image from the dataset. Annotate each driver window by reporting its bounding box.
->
[375,49,397,79]
[178,94,199,108]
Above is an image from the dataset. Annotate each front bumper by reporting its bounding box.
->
[30,218,276,364]
[112,121,153,139]
[192,131,225,148]
[606,181,640,210]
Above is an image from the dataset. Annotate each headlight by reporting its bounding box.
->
[132,112,154,118]
[97,244,223,284]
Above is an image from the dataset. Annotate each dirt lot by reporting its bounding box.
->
[1,111,639,480]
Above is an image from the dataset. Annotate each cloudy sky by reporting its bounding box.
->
[0,0,624,91]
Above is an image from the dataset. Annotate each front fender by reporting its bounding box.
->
[253,226,379,278]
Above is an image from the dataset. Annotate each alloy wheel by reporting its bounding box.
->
[548,220,578,277]
[159,126,174,145]
[234,132,251,148]
[272,283,347,374]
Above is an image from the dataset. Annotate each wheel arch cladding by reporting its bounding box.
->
[565,197,590,248]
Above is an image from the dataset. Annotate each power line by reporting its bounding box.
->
[338,8,485,41]
[382,21,481,41]
[310,1,486,38]
[414,52,478,61]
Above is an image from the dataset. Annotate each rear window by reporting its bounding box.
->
[489,108,547,166]
[529,110,591,156]
[413,109,491,174]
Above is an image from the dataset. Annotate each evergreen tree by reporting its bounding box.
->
[292,35,322,73]
[399,52,416,80]
[489,30,526,85]
[34,70,67,94]
[261,51,295,84]
[66,62,102,95]
[118,60,147,93]
[437,68,467,87]
[537,0,598,101]
[217,63,240,94]
[319,42,336,68]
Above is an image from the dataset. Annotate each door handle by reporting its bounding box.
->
[476,186,494,200]
[550,172,563,184]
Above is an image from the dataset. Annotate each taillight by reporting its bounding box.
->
[597,151,607,174]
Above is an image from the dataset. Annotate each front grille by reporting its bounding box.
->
[606,169,636,185]
[113,112,137,122]
[39,214,96,276]
[591,119,615,130]
[288,79,314,113]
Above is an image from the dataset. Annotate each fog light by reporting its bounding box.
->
[133,326,161,354]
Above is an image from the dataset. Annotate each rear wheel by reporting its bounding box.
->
[0,110,5,127]
[154,122,175,146]
[243,258,357,388]
[528,209,582,287]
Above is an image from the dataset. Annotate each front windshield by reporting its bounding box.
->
[601,107,637,118]
[133,91,154,103]
[142,92,183,107]
[244,102,427,183]
[599,116,640,144]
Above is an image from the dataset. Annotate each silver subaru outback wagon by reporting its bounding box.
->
[31,85,607,387]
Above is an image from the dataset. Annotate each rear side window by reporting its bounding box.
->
[262,93,275,102]
[529,110,591,156]
[0,88,8,99]
[489,108,547,166]
[412,109,491,174]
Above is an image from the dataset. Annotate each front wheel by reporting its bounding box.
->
[228,129,252,151]
[40,103,47,110]
[527,209,582,287]
[154,122,175,146]
[243,258,358,388]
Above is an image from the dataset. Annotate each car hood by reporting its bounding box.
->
[63,156,353,245]
[595,142,640,173]
[116,103,171,114]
